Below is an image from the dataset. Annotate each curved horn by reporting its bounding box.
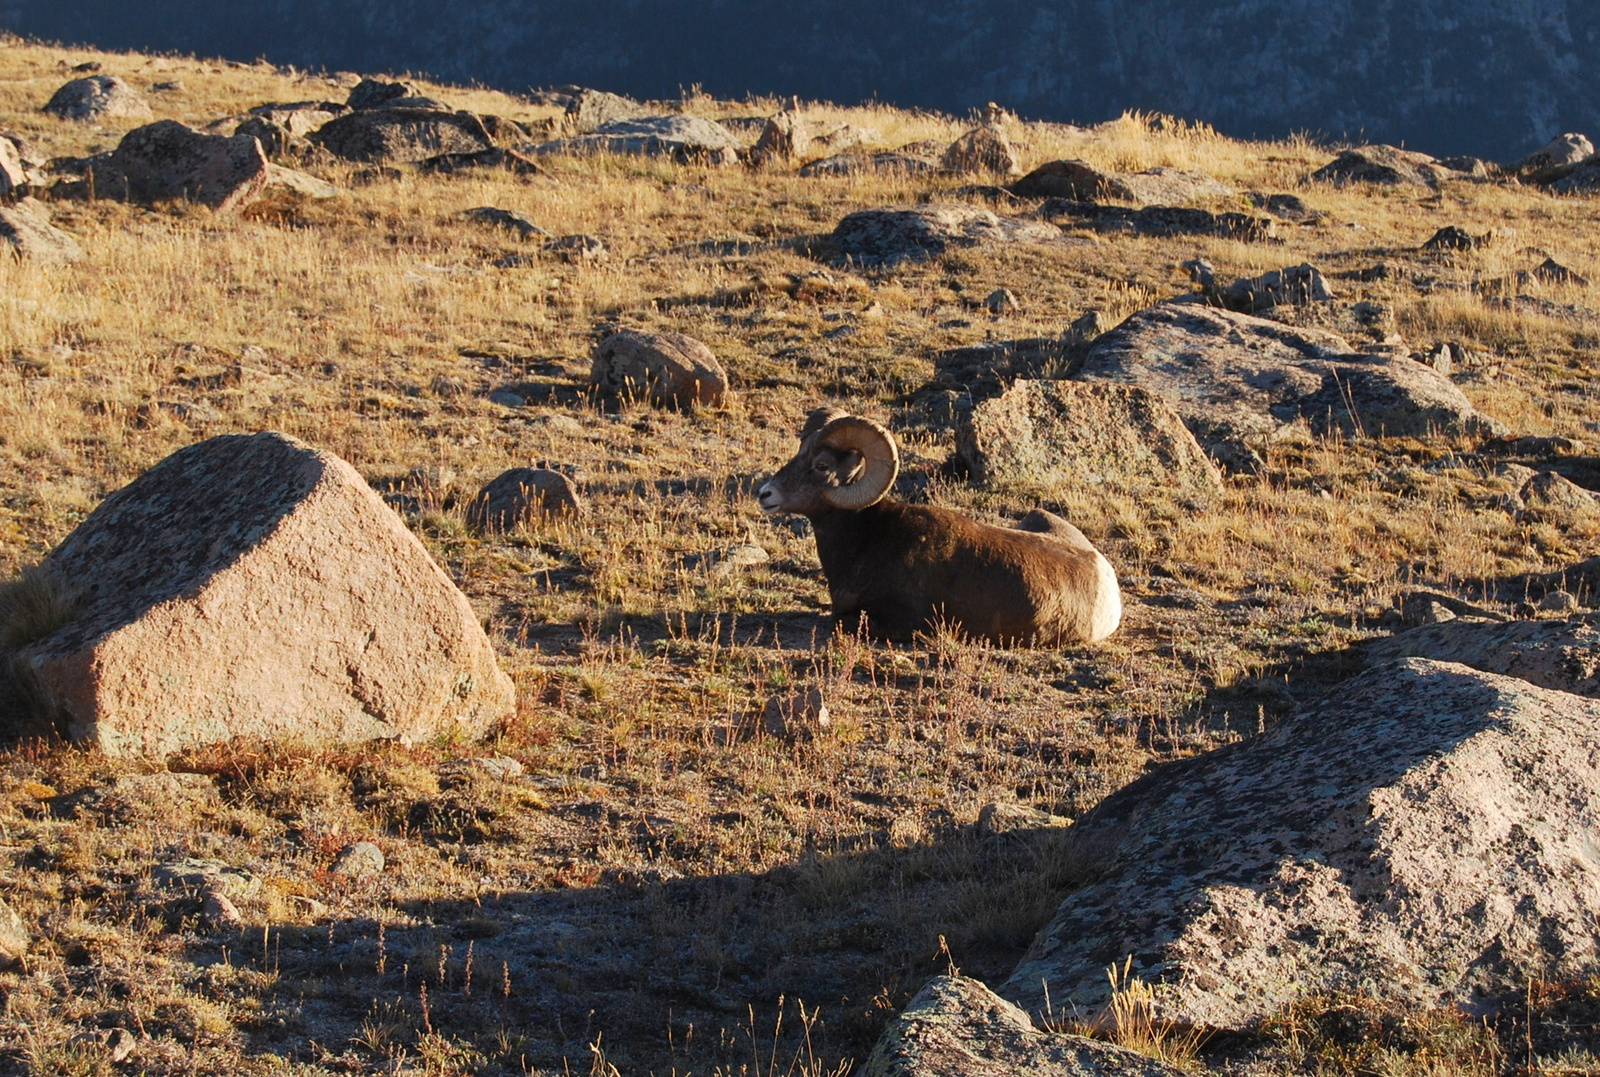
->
[799,406,850,443]
[818,416,898,509]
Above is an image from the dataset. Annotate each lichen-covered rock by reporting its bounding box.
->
[0,198,83,264]
[1005,658,1600,1029]
[1040,201,1275,241]
[10,432,514,757]
[1366,617,1600,697]
[1518,470,1600,522]
[346,78,424,110]
[42,75,152,122]
[751,108,810,164]
[956,380,1220,497]
[590,329,728,408]
[864,976,1185,1077]
[941,124,1021,175]
[564,88,647,133]
[1075,302,1501,470]
[310,108,494,163]
[100,120,269,212]
[532,114,740,164]
[1310,144,1448,187]
[832,204,1070,267]
[466,468,584,531]
[1217,263,1335,313]
[236,103,340,156]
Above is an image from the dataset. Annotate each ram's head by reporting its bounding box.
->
[758,408,899,516]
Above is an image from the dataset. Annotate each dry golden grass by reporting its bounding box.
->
[0,34,1598,1077]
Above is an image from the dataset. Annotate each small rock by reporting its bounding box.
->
[330,841,385,878]
[466,755,525,780]
[67,1029,136,1064]
[0,198,84,265]
[1521,470,1600,523]
[311,108,493,163]
[529,413,585,436]
[563,89,647,133]
[1218,263,1335,313]
[544,234,607,262]
[288,895,330,918]
[797,151,937,177]
[1533,257,1589,287]
[151,80,185,93]
[1423,225,1488,251]
[751,108,810,165]
[96,120,270,212]
[976,802,1072,835]
[462,206,548,238]
[466,467,584,531]
[202,889,243,928]
[762,686,830,739]
[1426,342,1454,377]
[940,124,1021,176]
[983,287,1021,314]
[1181,257,1216,289]
[1248,192,1321,222]
[42,75,152,122]
[155,857,261,901]
[0,898,28,969]
[722,544,769,567]
[487,391,525,408]
[831,203,1070,267]
[590,328,728,409]
[345,78,423,110]
[0,136,27,196]
[1540,590,1580,613]
[533,114,741,165]
[1065,309,1107,343]
[1311,144,1446,187]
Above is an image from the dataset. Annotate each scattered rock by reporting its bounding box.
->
[1248,192,1321,222]
[1217,263,1335,313]
[761,685,829,739]
[533,114,741,165]
[814,124,878,152]
[67,1029,135,1064]
[155,857,260,901]
[0,135,27,196]
[1006,657,1600,1028]
[235,103,340,156]
[1013,159,1229,204]
[57,772,219,823]
[1541,591,1582,612]
[466,468,584,531]
[1516,133,1593,174]
[330,841,385,878]
[983,287,1020,314]
[1519,470,1600,522]
[589,329,728,408]
[41,75,152,122]
[975,802,1072,836]
[262,163,337,199]
[0,198,84,264]
[940,124,1021,175]
[202,889,243,928]
[863,975,1184,1077]
[1396,590,1506,627]
[1532,257,1589,286]
[0,898,28,970]
[11,432,514,756]
[487,390,525,408]
[751,108,809,165]
[1311,144,1449,187]
[1075,302,1501,471]
[462,206,548,238]
[96,120,269,212]
[957,380,1222,497]
[797,151,936,177]
[1423,225,1488,251]
[345,78,423,110]
[564,89,647,133]
[310,109,494,163]
[1010,158,1113,200]
[831,204,1071,267]
[529,413,586,436]
[1039,200,1275,241]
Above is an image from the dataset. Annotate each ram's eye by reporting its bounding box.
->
[812,460,830,473]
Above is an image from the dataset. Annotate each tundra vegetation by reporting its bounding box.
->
[0,34,1599,1077]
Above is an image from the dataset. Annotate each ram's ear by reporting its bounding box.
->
[799,406,851,443]
[818,417,897,509]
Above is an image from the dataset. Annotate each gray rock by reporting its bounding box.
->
[310,108,494,163]
[1075,302,1501,470]
[1249,192,1321,221]
[0,135,26,196]
[798,151,936,177]
[1010,159,1114,200]
[13,432,513,756]
[0,199,84,265]
[487,391,525,408]
[236,104,339,156]
[544,233,608,261]
[331,840,385,878]
[864,976,1185,1077]
[983,287,1021,314]
[1546,157,1600,194]
[957,380,1221,497]
[941,124,1021,175]
[97,120,270,212]
[832,203,1071,267]
[1541,590,1581,613]
[1039,200,1276,241]
[346,78,423,110]
[0,898,28,970]
[1012,159,1229,203]
[462,206,549,238]
[155,857,261,900]
[466,467,584,531]
[1310,144,1447,187]
[202,889,244,928]
[975,802,1071,836]
[1217,262,1335,313]
[42,75,152,122]
[532,114,741,164]
[1006,657,1600,1028]
[67,1028,135,1064]
[1367,618,1600,698]
[263,163,338,199]
[1520,470,1600,522]
[590,328,728,408]
[1516,133,1593,174]
[564,89,647,133]
[751,108,810,164]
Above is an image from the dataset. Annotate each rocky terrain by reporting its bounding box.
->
[3,33,1600,1077]
[8,2,1600,160]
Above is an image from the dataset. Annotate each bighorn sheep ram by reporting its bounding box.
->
[757,408,1121,644]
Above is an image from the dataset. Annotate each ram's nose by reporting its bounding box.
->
[756,481,781,513]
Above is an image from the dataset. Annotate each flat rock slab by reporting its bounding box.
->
[310,108,494,163]
[1005,658,1600,1029]
[799,151,935,177]
[832,204,1072,267]
[13,432,513,757]
[1039,200,1275,241]
[956,380,1221,497]
[531,114,740,164]
[863,975,1184,1077]
[1076,301,1500,469]
[42,75,152,122]
[1366,617,1600,697]
[99,120,269,212]
[0,198,83,264]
